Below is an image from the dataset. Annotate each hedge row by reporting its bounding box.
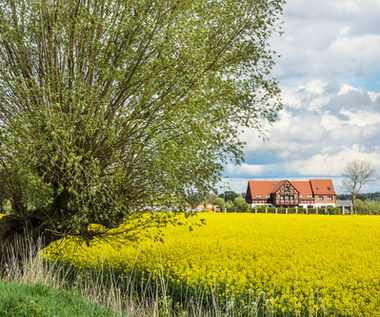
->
[249,206,342,215]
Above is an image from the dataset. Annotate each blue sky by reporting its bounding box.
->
[223,0,380,195]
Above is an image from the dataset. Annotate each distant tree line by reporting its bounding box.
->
[337,192,380,201]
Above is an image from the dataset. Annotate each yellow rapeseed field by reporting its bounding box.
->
[33,213,380,315]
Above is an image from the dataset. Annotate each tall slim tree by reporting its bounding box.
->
[0,0,284,256]
[343,160,377,214]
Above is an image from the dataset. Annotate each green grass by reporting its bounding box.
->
[0,279,123,317]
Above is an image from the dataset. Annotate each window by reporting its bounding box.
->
[299,195,303,199]
[266,195,270,199]
[285,195,289,200]
[272,182,276,185]
[327,187,331,191]
[307,195,312,199]
[256,195,261,199]
[290,196,294,200]
[285,186,289,191]
[280,195,284,200]
[327,196,333,201]
[318,196,324,200]
[316,187,319,191]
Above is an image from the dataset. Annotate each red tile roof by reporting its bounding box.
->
[291,181,313,197]
[248,179,335,198]
[309,179,336,195]
[247,180,284,197]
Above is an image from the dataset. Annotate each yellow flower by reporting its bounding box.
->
[44,213,380,316]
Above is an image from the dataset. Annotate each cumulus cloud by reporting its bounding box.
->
[225,0,380,195]
[271,0,380,84]
[226,81,380,194]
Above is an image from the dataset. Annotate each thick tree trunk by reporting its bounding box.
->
[0,211,61,274]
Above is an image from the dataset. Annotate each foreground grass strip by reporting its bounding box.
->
[0,279,123,317]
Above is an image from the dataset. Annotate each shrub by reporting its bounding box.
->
[255,207,265,213]
[226,206,236,213]
[277,208,286,214]
[307,208,316,214]
[297,208,306,214]
[234,197,250,213]
[326,206,342,215]
[287,208,296,214]
[267,207,275,213]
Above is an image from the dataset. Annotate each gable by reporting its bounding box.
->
[275,180,299,195]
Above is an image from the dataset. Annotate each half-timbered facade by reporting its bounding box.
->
[245,179,336,208]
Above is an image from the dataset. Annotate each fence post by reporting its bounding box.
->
[275,208,278,214]
[286,208,288,214]
[255,207,257,213]
[306,207,308,214]
[295,206,298,214]
[265,208,267,214]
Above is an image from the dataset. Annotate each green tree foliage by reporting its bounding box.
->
[354,199,380,215]
[219,191,239,203]
[337,192,380,201]
[233,197,250,213]
[212,197,225,212]
[325,206,341,215]
[0,0,284,249]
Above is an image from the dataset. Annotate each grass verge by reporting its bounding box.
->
[0,279,123,317]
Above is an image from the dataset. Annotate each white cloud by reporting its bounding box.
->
[367,91,380,102]
[288,145,380,177]
[226,163,270,177]
[271,0,380,84]
[226,1,380,195]
[227,81,380,194]
[327,34,380,67]
[337,84,360,96]
[339,109,380,127]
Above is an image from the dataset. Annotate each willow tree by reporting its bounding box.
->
[0,0,283,255]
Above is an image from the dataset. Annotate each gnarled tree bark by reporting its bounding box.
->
[0,210,60,273]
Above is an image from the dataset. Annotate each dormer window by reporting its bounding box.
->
[316,187,319,191]
[272,182,276,185]
[299,195,303,199]
[327,187,331,190]
[256,195,261,199]
[266,195,270,199]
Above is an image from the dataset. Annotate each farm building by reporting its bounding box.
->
[245,179,336,208]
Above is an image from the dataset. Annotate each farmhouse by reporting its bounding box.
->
[245,179,336,208]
